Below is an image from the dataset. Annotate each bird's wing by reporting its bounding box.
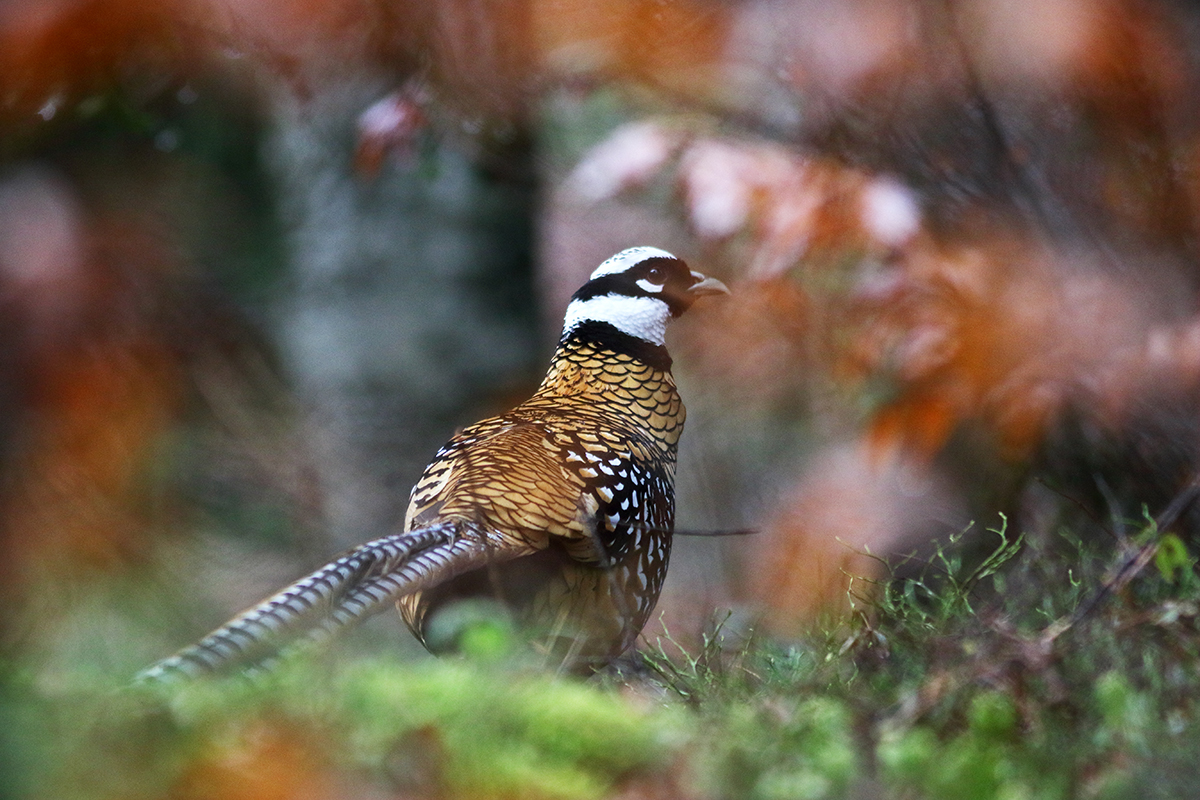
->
[405,418,594,541]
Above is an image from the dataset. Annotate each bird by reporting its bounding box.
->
[137,247,728,682]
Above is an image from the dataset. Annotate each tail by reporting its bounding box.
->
[136,522,531,685]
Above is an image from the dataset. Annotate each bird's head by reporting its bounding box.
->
[561,247,729,346]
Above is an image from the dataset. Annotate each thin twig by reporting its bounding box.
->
[1039,480,1200,644]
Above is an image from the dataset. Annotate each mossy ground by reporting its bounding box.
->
[5,513,1200,800]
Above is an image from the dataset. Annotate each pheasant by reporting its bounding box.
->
[138,246,727,681]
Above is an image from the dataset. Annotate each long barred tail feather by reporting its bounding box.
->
[293,531,534,650]
[136,522,531,685]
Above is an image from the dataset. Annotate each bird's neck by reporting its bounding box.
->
[555,321,672,373]
[535,322,678,410]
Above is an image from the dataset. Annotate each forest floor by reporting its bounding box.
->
[7,513,1200,800]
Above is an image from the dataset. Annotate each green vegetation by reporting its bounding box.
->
[8,514,1200,799]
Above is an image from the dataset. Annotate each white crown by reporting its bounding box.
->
[588,246,677,279]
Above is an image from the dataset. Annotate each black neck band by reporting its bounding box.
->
[562,321,673,372]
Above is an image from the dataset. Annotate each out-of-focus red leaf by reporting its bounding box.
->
[571,125,921,278]
[745,443,962,633]
[565,120,688,203]
[533,0,729,97]
[680,143,919,275]
[844,233,1173,461]
[172,719,350,800]
[964,0,1185,103]
[676,277,810,412]
[354,85,429,178]
[0,172,188,594]
[679,138,789,243]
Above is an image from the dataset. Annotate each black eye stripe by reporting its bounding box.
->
[632,257,684,281]
[571,257,688,303]
[571,276,629,303]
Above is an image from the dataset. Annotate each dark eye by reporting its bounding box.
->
[645,266,667,285]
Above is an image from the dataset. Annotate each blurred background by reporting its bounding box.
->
[5,0,1200,782]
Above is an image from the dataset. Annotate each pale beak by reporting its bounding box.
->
[687,272,731,297]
